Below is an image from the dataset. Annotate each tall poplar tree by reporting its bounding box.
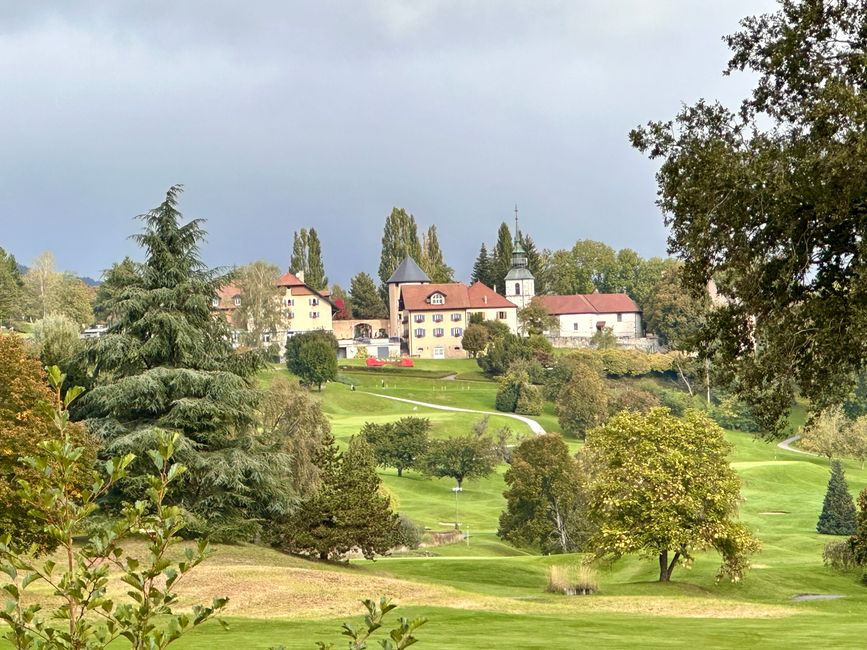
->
[491,222,513,294]
[290,229,308,276]
[79,186,294,540]
[378,207,422,284]
[471,243,493,287]
[420,225,454,283]
[305,228,328,291]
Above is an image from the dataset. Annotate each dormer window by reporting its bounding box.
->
[233,296,241,307]
[430,293,445,305]
[211,298,219,308]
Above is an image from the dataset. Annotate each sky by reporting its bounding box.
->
[0,0,777,285]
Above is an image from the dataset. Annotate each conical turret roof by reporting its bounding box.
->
[386,256,430,284]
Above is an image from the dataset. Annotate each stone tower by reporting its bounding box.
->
[504,208,535,309]
[385,256,430,338]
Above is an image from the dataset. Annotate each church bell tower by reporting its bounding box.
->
[504,206,535,310]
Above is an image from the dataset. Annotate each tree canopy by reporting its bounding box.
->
[361,417,431,477]
[286,329,338,390]
[420,225,454,283]
[231,260,282,350]
[378,207,422,285]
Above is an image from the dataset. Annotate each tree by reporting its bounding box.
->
[490,222,513,294]
[286,329,338,390]
[422,433,498,489]
[51,274,95,327]
[290,228,308,277]
[495,361,542,416]
[590,327,618,350]
[556,365,609,438]
[538,248,593,295]
[518,300,558,336]
[93,257,139,325]
[78,185,292,541]
[518,232,542,281]
[630,1,867,432]
[498,434,588,554]
[642,265,708,349]
[850,489,867,565]
[231,260,282,349]
[420,225,454,283]
[280,435,401,560]
[378,207,422,285]
[461,323,489,358]
[361,417,431,477]
[572,240,617,292]
[471,243,493,288]
[305,228,328,291]
[0,246,23,323]
[350,272,387,319]
[817,460,857,536]
[30,313,86,384]
[0,335,94,550]
[22,251,58,320]
[477,333,531,376]
[800,407,853,462]
[330,283,352,320]
[584,408,759,582]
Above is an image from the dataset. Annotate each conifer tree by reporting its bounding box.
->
[78,185,294,540]
[0,246,23,323]
[491,222,513,293]
[420,225,454,283]
[378,207,422,284]
[817,460,857,536]
[471,243,493,287]
[305,228,328,291]
[519,232,542,280]
[350,272,387,318]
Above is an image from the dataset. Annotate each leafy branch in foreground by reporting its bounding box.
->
[0,366,227,650]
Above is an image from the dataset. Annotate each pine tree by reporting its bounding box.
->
[420,225,454,283]
[290,229,308,275]
[93,257,138,325]
[378,207,422,284]
[471,243,493,287]
[305,228,328,291]
[350,272,387,318]
[0,246,23,323]
[519,232,542,280]
[817,460,857,535]
[78,185,294,541]
[491,222,513,294]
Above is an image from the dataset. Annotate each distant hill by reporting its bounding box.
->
[15,264,100,287]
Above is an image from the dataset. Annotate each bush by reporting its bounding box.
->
[546,564,598,595]
[495,383,519,413]
[823,540,858,571]
[556,365,609,438]
[396,514,424,549]
[607,383,660,416]
[516,384,543,416]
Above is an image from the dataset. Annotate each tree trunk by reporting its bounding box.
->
[319,550,328,560]
[397,467,403,477]
[658,550,680,581]
[704,358,711,405]
[456,477,463,489]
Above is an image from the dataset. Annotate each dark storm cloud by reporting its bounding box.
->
[0,1,777,284]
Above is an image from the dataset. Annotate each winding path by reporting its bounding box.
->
[777,434,814,456]
[362,392,546,434]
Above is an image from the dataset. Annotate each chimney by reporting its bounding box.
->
[297,270,305,283]
[483,295,488,305]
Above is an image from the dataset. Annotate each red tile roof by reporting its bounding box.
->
[535,293,640,315]
[467,282,518,309]
[275,271,304,287]
[401,283,471,311]
[215,284,242,310]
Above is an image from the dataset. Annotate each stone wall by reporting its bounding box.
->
[546,335,661,353]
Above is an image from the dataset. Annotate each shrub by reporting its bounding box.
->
[546,564,598,595]
[823,540,858,571]
[556,365,609,438]
[396,514,424,550]
[495,383,519,413]
[607,383,660,416]
[516,384,543,416]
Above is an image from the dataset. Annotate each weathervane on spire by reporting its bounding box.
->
[514,204,519,240]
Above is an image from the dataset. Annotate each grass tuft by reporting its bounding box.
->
[546,564,598,595]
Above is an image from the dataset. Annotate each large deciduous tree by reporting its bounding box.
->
[555,365,609,438]
[631,0,867,432]
[378,207,422,285]
[231,260,282,350]
[285,329,338,390]
[77,185,292,540]
[584,408,759,582]
[498,434,588,554]
[420,225,454,283]
[421,432,498,489]
[361,417,431,477]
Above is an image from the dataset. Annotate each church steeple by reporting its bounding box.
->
[504,205,535,312]
[511,205,527,269]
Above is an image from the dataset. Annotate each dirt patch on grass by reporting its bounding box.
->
[570,596,796,619]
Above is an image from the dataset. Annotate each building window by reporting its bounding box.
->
[233,297,241,307]
[414,314,425,323]
[617,313,623,322]
[309,298,319,306]
[230,331,240,344]
[451,313,462,322]
[573,322,579,331]
[497,311,507,319]
[288,311,295,319]
[211,298,219,308]
[262,332,271,343]
[414,328,425,338]
[474,311,484,320]
[432,314,444,322]
[433,328,444,337]
[284,298,294,306]
[515,282,521,295]
[310,311,319,318]
[451,327,463,337]
[430,293,445,305]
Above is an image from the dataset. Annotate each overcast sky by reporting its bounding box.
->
[0,0,776,285]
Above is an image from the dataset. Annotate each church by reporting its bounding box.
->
[385,218,643,359]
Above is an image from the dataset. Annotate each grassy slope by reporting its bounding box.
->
[6,365,867,649]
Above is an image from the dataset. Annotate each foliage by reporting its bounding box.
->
[350,272,388,319]
[583,408,759,582]
[801,407,855,461]
[30,312,85,376]
[0,369,227,650]
[517,232,542,282]
[630,1,867,432]
[330,283,352,320]
[280,435,401,560]
[0,246,23,323]
[460,324,489,358]
[607,382,660,416]
[23,252,95,326]
[517,301,558,336]
[498,434,588,554]
[546,564,597,596]
[299,597,426,650]
[93,257,138,325]
[490,222,513,294]
[823,540,858,572]
[538,249,592,295]
[850,489,867,566]
[555,365,609,438]
[476,333,531,377]
[470,243,493,289]
[817,460,857,536]
[78,185,289,541]
[290,228,329,291]
[378,207,422,286]
[419,225,454,283]
[286,330,339,390]
[495,383,519,414]
[640,265,708,350]
[421,433,498,490]
[515,384,543,416]
[361,417,431,477]
[0,336,94,551]
[231,260,282,349]
[495,361,542,415]
[589,327,617,350]
[260,376,332,497]
[395,515,425,550]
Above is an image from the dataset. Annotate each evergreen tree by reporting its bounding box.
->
[281,435,401,560]
[94,257,139,325]
[305,228,328,291]
[518,232,542,280]
[0,246,23,323]
[378,207,422,284]
[491,222,513,294]
[350,272,387,318]
[817,460,857,536]
[78,185,293,540]
[290,228,308,276]
[471,243,493,287]
[420,225,454,283]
